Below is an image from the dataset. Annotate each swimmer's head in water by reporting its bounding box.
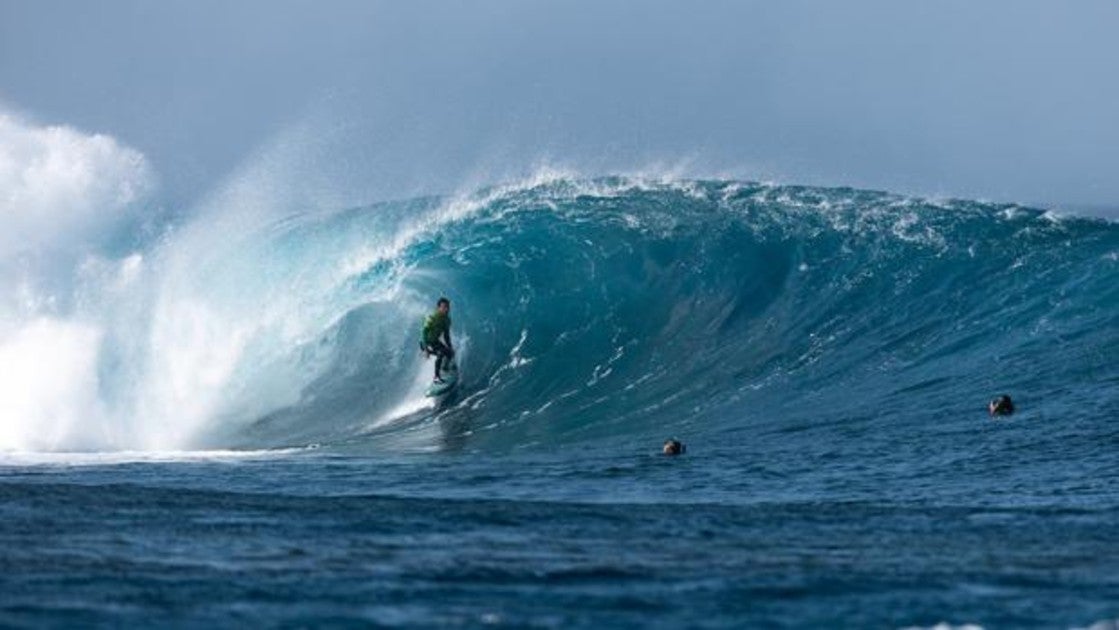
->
[663,439,685,456]
[989,394,1014,417]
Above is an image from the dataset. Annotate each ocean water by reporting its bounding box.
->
[2,177,1117,628]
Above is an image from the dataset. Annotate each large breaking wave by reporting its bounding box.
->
[233,177,1118,453]
[1,118,1116,453]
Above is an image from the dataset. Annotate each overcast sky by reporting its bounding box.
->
[2,0,1117,212]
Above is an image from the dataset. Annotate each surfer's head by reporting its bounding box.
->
[988,394,1014,417]
[436,297,450,314]
[663,439,685,456]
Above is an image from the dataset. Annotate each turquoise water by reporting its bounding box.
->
[2,178,1117,628]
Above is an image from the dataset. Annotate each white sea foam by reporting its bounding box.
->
[0,318,104,450]
[0,112,349,452]
[0,113,155,451]
[0,447,307,467]
[0,112,153,260]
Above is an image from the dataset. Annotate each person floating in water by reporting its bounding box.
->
[988,394,1014,417]
[663,439,686,456]
[421,297,455,384]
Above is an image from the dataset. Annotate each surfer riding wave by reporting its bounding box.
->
[420,297,455,384]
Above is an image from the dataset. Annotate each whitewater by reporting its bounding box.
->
[1,115,1117,628]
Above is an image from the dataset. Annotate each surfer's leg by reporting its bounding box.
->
[431,341,448,379]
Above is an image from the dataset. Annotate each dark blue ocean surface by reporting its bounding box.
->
[2,179,1117,628]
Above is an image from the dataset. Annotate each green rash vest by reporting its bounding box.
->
[422,311,451,345]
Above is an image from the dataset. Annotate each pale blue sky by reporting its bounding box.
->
[2,0,1117,212]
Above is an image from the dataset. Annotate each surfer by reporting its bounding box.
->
[421,297,455,384]
[663,439,685,456]
[988,394,1014,417]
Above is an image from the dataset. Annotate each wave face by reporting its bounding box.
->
[6,176,1119,452]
